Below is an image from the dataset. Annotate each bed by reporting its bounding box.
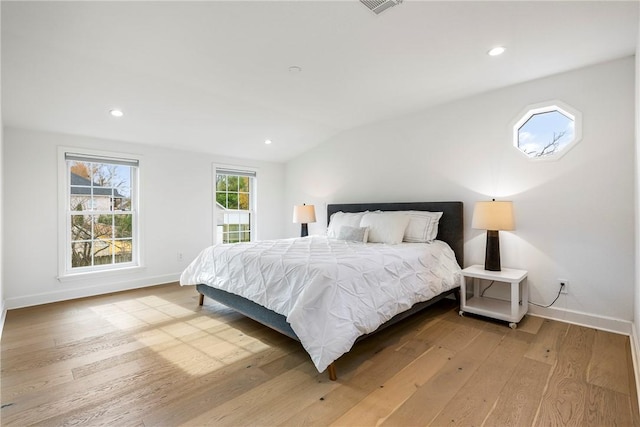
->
[180,201,464,380]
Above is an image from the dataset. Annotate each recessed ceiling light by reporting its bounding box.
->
[488,46,506,57]
[288,66,302,73]
[110,109,124,117]
[264,139,272,145]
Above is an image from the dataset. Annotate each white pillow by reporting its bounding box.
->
[337,225,369,243]
[401,211,443,242]
[360,212,410,244]
[327,211,368,238]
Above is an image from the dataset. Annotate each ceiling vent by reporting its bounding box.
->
[360,0,403,15]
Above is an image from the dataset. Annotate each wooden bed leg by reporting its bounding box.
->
[453,288,461,304]
[327,363,337,381]
[198,293,204,306]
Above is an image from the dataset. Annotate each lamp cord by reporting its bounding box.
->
[529,283,564,308]
[480,281,495,297]
[480,280,564,308]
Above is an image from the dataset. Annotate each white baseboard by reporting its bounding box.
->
[527,304,632,335]
[4,273,181,309]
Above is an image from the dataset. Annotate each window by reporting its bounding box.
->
[215,168,255,244]
[61,151,139,275]
[512,101,582,160]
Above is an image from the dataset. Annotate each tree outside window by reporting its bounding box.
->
[512,101,582,161]
[215,170,254,244]
[67,155,137,270]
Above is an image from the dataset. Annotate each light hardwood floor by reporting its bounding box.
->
[1,283,638,426]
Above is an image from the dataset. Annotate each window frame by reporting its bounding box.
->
[213,164,257,245]
[58,147,142,279]
[511,100,583,161]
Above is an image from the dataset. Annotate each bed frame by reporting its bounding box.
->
[196,201,464,380]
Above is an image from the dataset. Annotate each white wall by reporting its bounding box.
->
[633,13,640,391]
[2,127,285,308]
[286,57,636,333]
[0,1,4,333]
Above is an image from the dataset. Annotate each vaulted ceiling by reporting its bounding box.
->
[3,1,638,162]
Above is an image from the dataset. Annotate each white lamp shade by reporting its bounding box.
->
[293,204,317,224]
[472,201,515,231]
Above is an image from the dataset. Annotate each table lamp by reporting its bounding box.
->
[293,204,316,237]
[472,200,515,271]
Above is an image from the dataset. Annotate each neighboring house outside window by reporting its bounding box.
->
[59,150,140,276]
[215,168,256,244]
[70,172,125,212]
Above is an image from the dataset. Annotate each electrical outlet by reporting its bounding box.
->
[177,252,183,262]
[559,279,569,294]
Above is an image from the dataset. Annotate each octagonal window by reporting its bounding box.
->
[513,101,582,160]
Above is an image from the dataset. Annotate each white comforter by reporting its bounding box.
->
[180,236,462,373]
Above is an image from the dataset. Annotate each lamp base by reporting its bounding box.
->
[300,223,309,238]
[484,230,501,271]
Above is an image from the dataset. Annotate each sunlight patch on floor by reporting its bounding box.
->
[89,293,272,376]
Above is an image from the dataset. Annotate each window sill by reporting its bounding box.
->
[57,265,146,283]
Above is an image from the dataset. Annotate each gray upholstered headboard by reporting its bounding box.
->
[327,201,464,267]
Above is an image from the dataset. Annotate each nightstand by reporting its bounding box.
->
[459,265,528,329]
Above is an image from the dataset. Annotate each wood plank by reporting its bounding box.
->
[482,358,551,426]
[524,317,569,365]
[380,329,504,426]
[13,338,288,426]
[515,314,544,334]
[1,335,57,357]
[281,317,436,426]
[2,337,220,424]
[177,362,320,426]
[435,316,485,353]
[1,369,75,401]
[587,330,630,394]
[142,348,304,426]
[585,384,634,427]
[42,350,295,426]
[430,331,530,426]
[2,322,167,374]
[393,317,459,358]
[331,346,454,426]
[533,324,595,426]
